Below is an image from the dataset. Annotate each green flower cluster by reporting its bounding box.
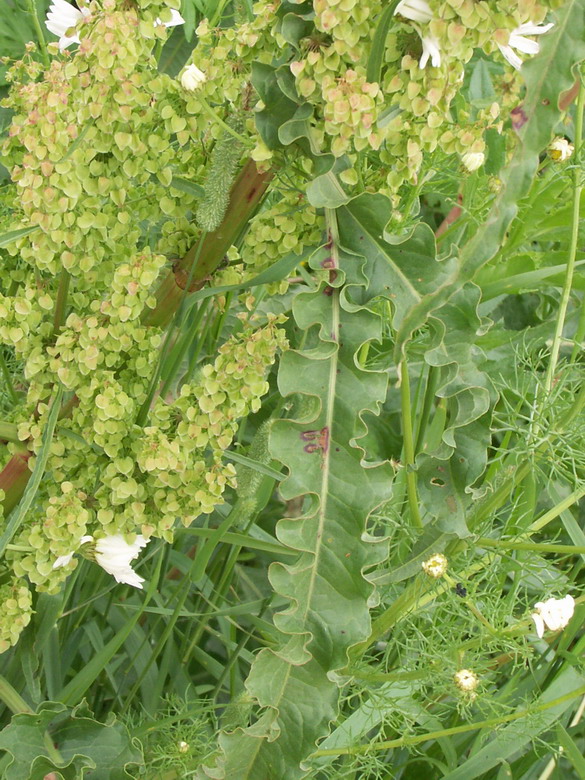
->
[0,0,287,633]
[231,0,559,191]
[240,189,323,275]
[0,579,33,653]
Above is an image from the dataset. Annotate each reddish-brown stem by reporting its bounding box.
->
[0,450,32,516]
[143,160,273,328]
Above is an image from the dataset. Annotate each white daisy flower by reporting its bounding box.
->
[497,21,554,71]
[181,63,206,91]
[531,594,575,638]
[94,534,149,589]
[45,0,91,51]
[395,0,433,24]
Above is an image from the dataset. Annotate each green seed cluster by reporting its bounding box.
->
[0,0,287,634]
[240,190,323,276]
[0,579,33,653]
[237,0,558,191]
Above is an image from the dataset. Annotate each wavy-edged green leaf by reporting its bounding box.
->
[200,232,393,778]
[0,700,142,779]
[416,284,496,534]
[337,194,458,327]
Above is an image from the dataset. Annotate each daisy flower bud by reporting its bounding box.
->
[181,63,207,91]
[531,595,575,638]
[178,741,189,753]
[454,669,479,693]
[422,553,448,578]
[549,138,574,162]
[462,151,485,172]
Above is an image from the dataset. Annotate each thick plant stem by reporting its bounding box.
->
[477,538,585,555]
[0,449,32,516]
[0,675,33,714]
[143,160,273,328]
[400,359,422,530]
[0,422,20,443]
[571,75,585,360]
[53,268,70,334]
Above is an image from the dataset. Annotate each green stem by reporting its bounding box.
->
[25,0,50,67]
[136,237,205,425]
[540,75,584,401]
[0,422,20,443]
[571,75,585,360]
[53,268,70,334]
[312,685,585,757]
[414,364,438,453]
[0,386,62,556]
[400,359,422,530]
[198,96,253,146]
[529,482,585,532]
[0,675,33,714]
[477,538,585,555]
[0,351,19,406]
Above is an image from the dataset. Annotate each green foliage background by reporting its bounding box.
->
[0,0,584,778]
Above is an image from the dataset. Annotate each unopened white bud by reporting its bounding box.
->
[454,668,479,692]
[422,553,448,578]
[181,63,206,91]
[178,741,189,753]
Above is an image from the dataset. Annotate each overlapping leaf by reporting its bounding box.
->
[0,700,142,779]
[199,234,393,778]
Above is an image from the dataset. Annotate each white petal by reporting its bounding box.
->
[497,43,523,70]
[53,552,75,569]
[420,35,441,68]
[508,34,540,55]
[94,534,149,589]
[395,0,433,23]
[110,567,145,589]
[531,612,545,638]
[515,22,554,36]
[155,8,185,27]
